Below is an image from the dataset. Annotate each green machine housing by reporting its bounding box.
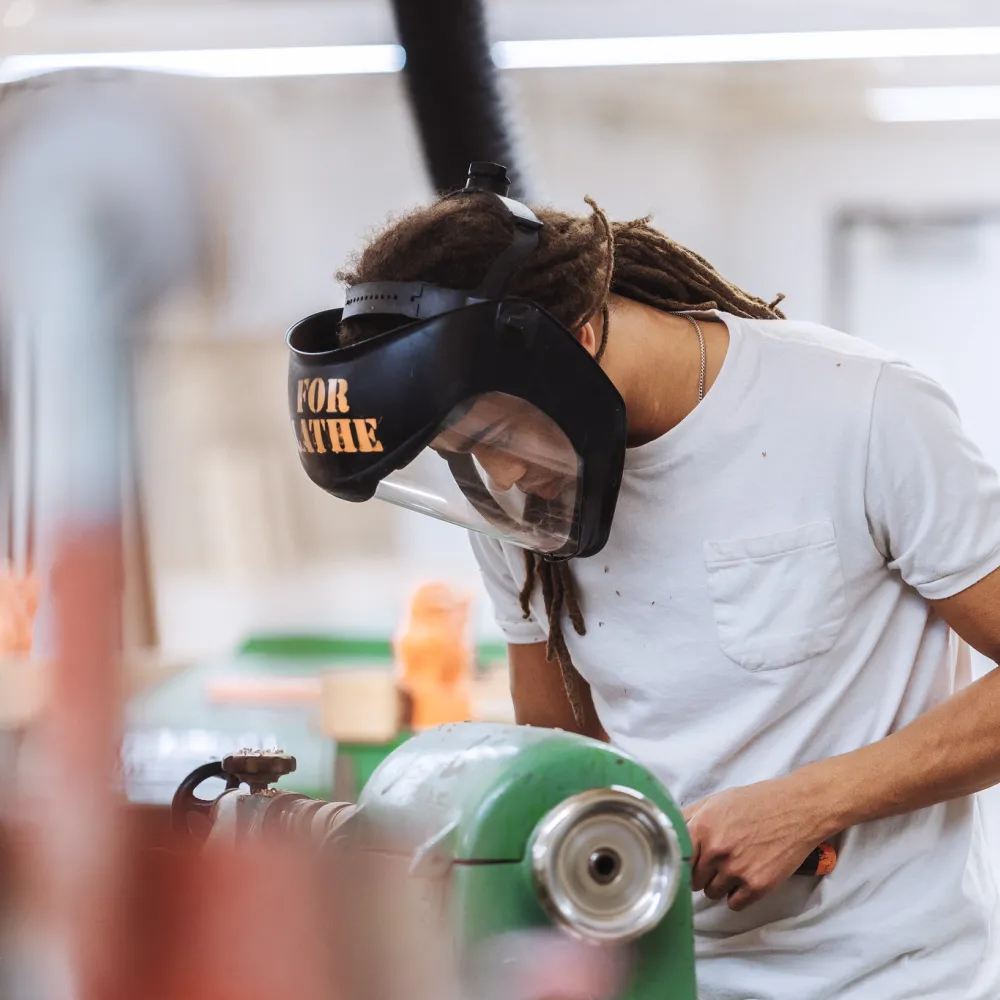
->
[354,722,697,999]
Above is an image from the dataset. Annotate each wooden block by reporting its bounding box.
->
[319,670,399,743]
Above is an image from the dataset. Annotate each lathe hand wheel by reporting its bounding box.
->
[171,761,241,843]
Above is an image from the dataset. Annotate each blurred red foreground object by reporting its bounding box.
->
[12,526,338,1000]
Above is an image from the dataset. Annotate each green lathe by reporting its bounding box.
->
[173,722,698,999]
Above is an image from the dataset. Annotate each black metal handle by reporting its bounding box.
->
[170,760,241,843]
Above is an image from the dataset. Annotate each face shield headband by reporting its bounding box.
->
[285,163,627,561]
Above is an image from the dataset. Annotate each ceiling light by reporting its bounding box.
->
[7,26,1000,85]
[492,27,1000,69]
[0,44,406,84]
[868,85,1000,122]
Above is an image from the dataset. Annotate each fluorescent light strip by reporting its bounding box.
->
[6,26,1000,83]
[0,44,406,84]
[493,26,1000,69]
[869,85,1000,122]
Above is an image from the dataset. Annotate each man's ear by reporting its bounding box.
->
[575,320,600,358]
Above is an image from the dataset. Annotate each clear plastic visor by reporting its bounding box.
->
[375,392,581,554]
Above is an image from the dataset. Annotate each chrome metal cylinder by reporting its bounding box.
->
[530,786,683,944]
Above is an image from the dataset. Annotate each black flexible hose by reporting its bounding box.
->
[389,0,529,198]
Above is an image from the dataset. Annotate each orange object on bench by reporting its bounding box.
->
[0,570,39,654]
[396,583,473,731]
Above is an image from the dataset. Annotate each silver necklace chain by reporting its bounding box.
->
[682,314,707,402]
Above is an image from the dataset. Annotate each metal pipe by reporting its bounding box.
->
[0,78,202,1000]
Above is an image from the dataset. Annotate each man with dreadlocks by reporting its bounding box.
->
[293,172,1000,1000]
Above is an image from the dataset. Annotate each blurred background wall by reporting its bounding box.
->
[5,0,998,656]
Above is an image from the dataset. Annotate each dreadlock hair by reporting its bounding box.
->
[338,193,785,728]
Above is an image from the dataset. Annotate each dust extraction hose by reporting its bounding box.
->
[389,0,529,198]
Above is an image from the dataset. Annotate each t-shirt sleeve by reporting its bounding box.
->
[864,361,1000,600]
[467,532,548,644]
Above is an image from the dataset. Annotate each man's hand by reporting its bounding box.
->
[683,772,835,912]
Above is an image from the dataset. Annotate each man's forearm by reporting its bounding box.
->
[801,664,1000,839]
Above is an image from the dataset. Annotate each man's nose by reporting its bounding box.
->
[477,450,527,490]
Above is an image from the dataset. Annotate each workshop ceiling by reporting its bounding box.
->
[3,0,1000,130]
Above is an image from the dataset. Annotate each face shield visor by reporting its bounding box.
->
[285,164,627,561]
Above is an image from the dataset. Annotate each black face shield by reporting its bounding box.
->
[286,163,627,561]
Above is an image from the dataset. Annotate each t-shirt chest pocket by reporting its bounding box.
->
[703,519,848,671]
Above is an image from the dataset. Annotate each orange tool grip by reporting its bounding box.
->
[795,842,838,877]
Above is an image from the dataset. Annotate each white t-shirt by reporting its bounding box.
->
[470,311,1000,1000]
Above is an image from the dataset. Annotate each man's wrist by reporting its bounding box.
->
[791,755,864,841]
